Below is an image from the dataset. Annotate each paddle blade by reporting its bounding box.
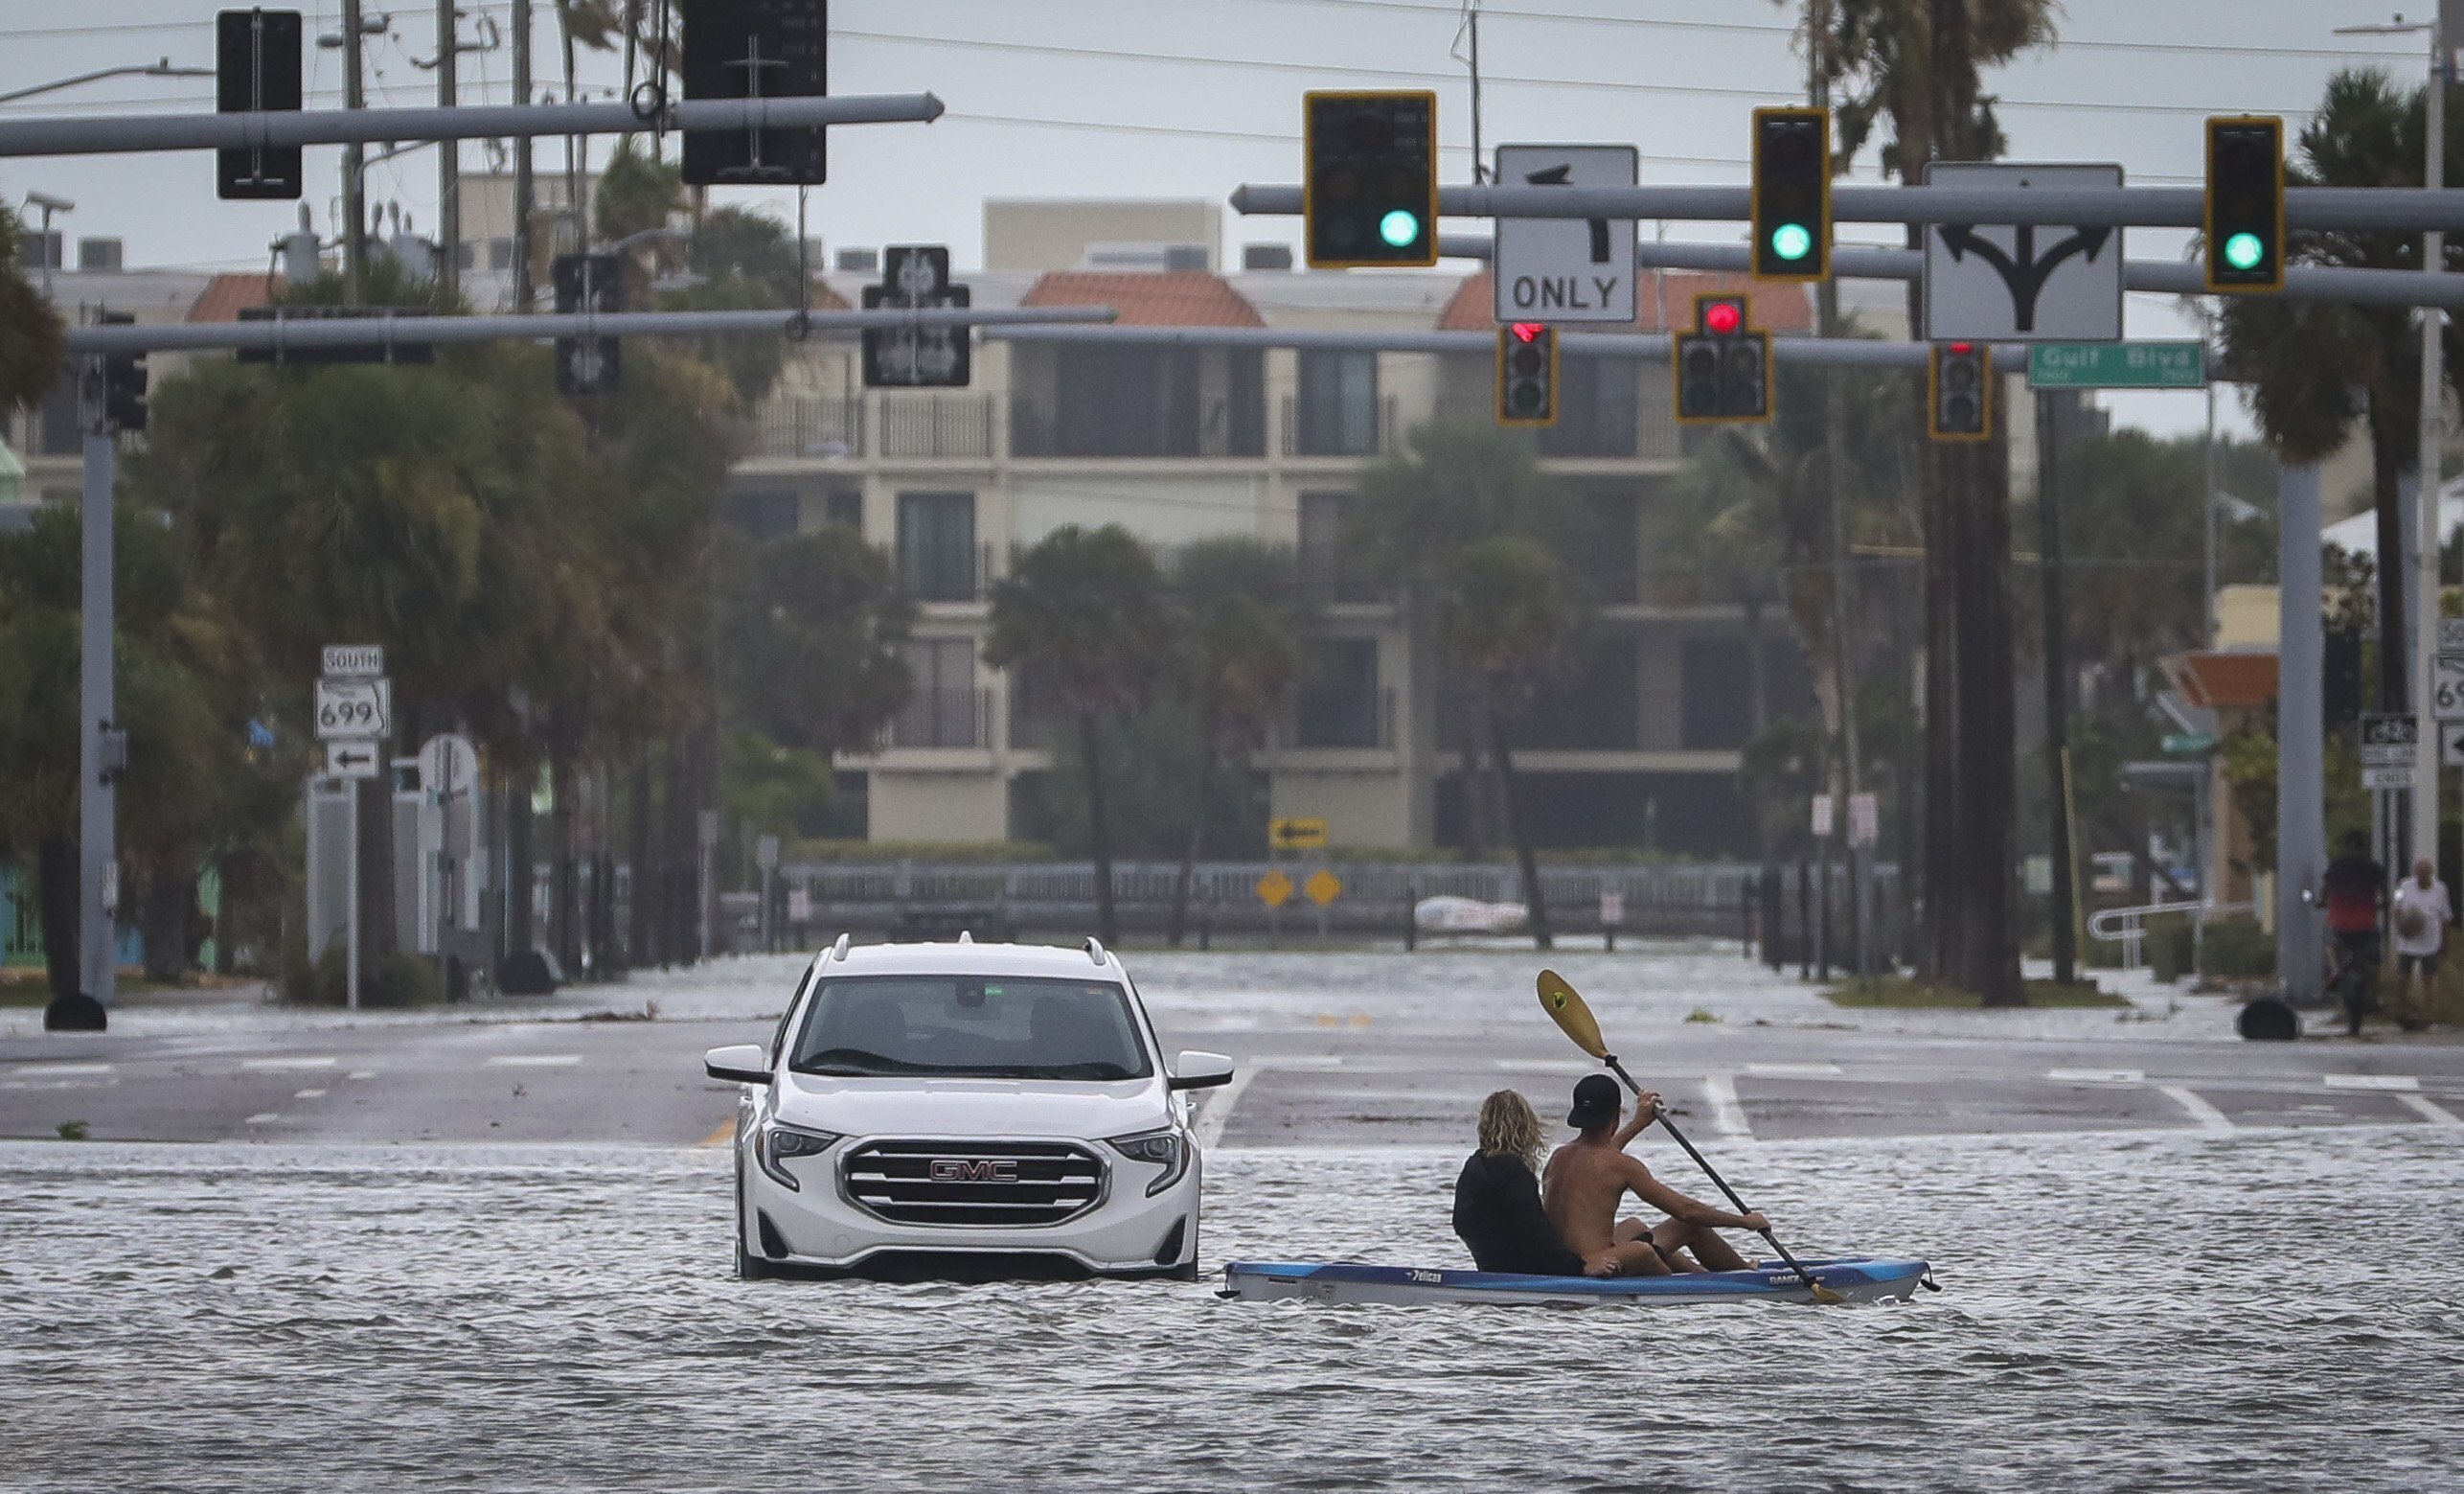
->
[1537,969,1608,1059]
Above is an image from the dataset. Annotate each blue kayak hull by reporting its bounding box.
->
[1221,1256,1932,1306]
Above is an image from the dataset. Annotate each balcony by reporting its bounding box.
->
[1281,394,1398,458]
[887,685,993,749]
[741,396,864,460]
[879,392,997,460]
[1010,398,1266,459]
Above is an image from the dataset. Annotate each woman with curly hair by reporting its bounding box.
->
[1450,1089,1601,1276]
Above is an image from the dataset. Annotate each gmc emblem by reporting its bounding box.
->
[929,1159,1019,1183]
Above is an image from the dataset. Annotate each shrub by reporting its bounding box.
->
[2198,918,2274,979]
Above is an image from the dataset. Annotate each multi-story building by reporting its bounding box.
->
[730,200,1819,857]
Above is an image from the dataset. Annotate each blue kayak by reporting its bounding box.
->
[1220,1256,1933,1307]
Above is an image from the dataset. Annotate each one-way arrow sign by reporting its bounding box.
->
[327,740,381,779]
[1924,162,2123,343]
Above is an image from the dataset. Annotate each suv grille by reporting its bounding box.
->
[841,1140,1107,1228]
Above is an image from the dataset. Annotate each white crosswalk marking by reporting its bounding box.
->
[242,1057,336,1071]
[485,1054,582,1068]
[1746,1062,1843,1078]
[2047,1068,2144,1085]
[293,1089,327,1100]
[2323,1073,2419,1092]
[14,1062,112,1076]
[243,1112,283,1124]
[2156,1084,2233,1133]
[2398,1093,2463,1126]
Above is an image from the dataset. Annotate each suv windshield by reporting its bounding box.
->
[789,976,1152,1081]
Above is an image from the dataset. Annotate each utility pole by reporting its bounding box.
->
[341,0,366,303]
[513,0,534,310]
[438,0,458,301]
[2040,389,2077,984]
[2415,14,2450,868]
[73,355,117,1027]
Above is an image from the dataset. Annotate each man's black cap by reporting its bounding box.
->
[1568,1073,1622,1128]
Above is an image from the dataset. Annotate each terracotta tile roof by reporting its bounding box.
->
[1020,270,1265,328]
[1438,268,1815,334]
[188,272,282,322]
[2163,651,2279,711]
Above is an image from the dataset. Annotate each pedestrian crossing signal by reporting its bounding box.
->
[1496,322,1558,427]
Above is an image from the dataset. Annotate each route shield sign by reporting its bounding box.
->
[1924,163,2124,343]
[314,677,391,741]
[1493,144,1639,325]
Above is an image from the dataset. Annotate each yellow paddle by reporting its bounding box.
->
[1536,969,1843,1304]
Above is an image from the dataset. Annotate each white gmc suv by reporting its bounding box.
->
[703,936,1233,1280]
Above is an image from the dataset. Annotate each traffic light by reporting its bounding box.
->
[216,8,304,199]
[1928,342,1992,442]
[1671,294,1770,425]
[553,251,624,396]
[1495,322,1558,426]
[1303,90,1438,268]
[2204,115,2285,293]
[96,310,147,433]
[1751,106,1830,281]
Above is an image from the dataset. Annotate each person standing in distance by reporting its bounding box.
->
[2388,856,2448,1033]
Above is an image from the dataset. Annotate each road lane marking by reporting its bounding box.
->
[1494,1058,1594,1073]
[1193,1064,1265,1150]
[1746,1062,1843,1078]
[2398,1093,2463,1126]
[2048,1068,2144,1085]
[485,1054,582,1068]
[1244,1054,1343,1069]
[243,1113,283,1124]
[1700,1073,1752,1140]
[292,1088,327,1100]
[2323,1073,2420,1092]
[14,1062,112,1076]
[345,1070,376,1081]
[697,1118,738,1148]
[241,1057,336,1071]
[2156,1084,2234,1133]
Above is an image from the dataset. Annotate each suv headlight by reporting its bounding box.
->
[1105,1127,1189,1197]
[757,1122,843,1191]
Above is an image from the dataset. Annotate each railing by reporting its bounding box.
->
[741,395,865,460]
[1009,399,1266,459]
[886,685,993,750]
[2088,898,2257,970]
[1280,394,1397,458]
[879,392,996,460]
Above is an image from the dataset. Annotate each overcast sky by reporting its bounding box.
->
[1,0,2444,437]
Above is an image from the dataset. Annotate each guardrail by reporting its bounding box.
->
[2087,899,2256,970]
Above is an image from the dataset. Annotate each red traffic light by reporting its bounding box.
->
[1703,299,1743,336]
[1511,322,1545,342]
[1949,341,1974,355]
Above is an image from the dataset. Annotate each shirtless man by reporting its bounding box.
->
[1541,1073,1768,1276]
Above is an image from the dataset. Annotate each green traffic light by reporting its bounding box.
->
[1379,209,1422,248]
[1769,222,1814,263]
[2224,231,2266,271]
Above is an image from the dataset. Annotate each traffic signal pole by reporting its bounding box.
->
[69,377,116,1026]
[2413,16,2449,871]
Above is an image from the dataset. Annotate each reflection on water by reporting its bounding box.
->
[3,1125,2457,1490]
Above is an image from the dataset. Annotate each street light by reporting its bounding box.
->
[2335,12,2448,868]
[0,58,214,107]
[18,190,72,297]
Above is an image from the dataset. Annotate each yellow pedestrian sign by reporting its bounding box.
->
[1305,869,1342,907]
[1269,816,1330,851]
[1256,869,1295,908]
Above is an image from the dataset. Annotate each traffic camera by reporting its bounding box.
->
[1751,107,1831,281]
[1672,294,1770,425]
[1303,91,1439,268]
[1495,322,1559,426]
[2204,116,2285,293]
[1928,342,1992,442]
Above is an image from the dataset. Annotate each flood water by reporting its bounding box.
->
[5,1122,2457,1490]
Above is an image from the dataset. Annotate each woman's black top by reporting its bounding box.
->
[1451,1151,1586,1276]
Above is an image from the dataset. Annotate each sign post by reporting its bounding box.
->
[1492,144,1638,325]
[319,645,385,1011]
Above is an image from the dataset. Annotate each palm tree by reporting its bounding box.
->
[0,209,63,412]
[1357,425,1583,947]
[1165,538,1307,945]
[2219,69,2464,718]
[984,526,1173,945]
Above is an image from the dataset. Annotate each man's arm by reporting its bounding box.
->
[1618,1155,1766,1231]
[1613,1089,1660,1148]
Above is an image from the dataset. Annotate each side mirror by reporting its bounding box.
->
[1167,1050,1236,1091]
[703,1044,771,1086]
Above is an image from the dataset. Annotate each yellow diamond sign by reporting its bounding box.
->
[1256,869,1294,908]
[1304,869,1342,907]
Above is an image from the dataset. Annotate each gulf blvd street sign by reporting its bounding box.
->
[2028,341,2207,390]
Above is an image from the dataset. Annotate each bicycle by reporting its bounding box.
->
[2326,933,2379,1037]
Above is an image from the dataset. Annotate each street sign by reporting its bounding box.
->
[326,740,381,778]
[1924,163,2124,342]
[2361,713,2420,765]
[416,733,479,797]
[314,677,391,741]
[2436,656,2464,722]
[2027,342,2205,390]
[1256,869,1294,908]
[322,644,383,677]
[2444,618,2464,655]
[1848,792,1879,848]
[758,834,781,871]
[1598,890,1625,926]
[862,245,971,388]
[2161,730,2218,757]
[680,0,828,186]
[2365,764,2413,790]
[1493,144,1638,325]
[1269,816,1330,851]
[1811,793,1835,838]
[216,8,303,200]
[1304,869,1343,908]
[2444,723,2464,769]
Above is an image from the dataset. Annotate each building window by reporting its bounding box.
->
[891,637,982,747]
[487,238,513,271]
[1579,489,1641,605]
[897,491,978,601]
[1679,636,1757,749]
[1294,637,1384,747]
[1294,350,1379,455]
[1538,356,1642,459]
[1299,490,1378,602]
[824,488,863,533]
[724,489,800,540]
[1028,347,1265,458]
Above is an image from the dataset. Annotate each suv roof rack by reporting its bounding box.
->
[1084,935,1108,967]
